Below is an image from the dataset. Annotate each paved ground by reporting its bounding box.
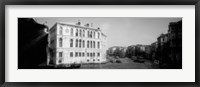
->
[80,58,159,69]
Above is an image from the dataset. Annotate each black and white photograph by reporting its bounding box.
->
[18,17,182,69]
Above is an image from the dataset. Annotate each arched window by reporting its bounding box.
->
[75,52,78,57]
[79,52,81,57]
[88,31,89,37]
[98,42,100,49]
[90,41,92,48]
[93,41,95,48]
[82,52,85,57]
[59,38,63,47]
[76,29,78,36]
[83,30,85,37]
[93,52,95,57]
[90,53,92,57]
[79,39,82,48]
[71,28,73,36]
[70,39,73,47]
[82,40,85,48]
[87,41,89,48]
[59,27,63,35]
[91,31,93,38]
[98,32,100,39]
[80,29,82,37]
[76,39,78,47]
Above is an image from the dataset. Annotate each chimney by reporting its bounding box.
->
[77,22,81,25]
[84,23,89,27]
[76,20,81,25]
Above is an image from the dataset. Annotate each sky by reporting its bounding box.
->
[34,17,181,48]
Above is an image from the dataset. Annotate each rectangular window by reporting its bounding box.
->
[59,52,63,57]
[70,52,73,57]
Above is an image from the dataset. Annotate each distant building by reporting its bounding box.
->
[135,44,146,57]
[122,47,127,57]
[107,47,117,56]
[157,33,169,64]
[125,45,136,58]
[150,41,158,60]
[144,45,151,59]
[47,21,107,65]
[157,34,168,46]
[155,20,182,68]
[107,46,127,58]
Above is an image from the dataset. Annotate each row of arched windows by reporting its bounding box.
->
[74,28,85,37]
[70,38,100,49]
[68,27,100,39]
[59,37,101,49]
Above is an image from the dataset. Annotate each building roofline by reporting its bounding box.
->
[49,23,57,30]
[101,32,107,37]
[57,22,101,31]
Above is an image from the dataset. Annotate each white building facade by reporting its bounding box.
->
[47,22,107,65]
